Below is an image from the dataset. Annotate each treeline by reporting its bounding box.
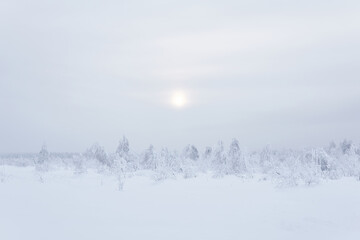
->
[1,138,360,188]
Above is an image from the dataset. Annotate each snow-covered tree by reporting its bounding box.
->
[37,144,49,164]
[211,141,227,177]
[95,146,108,166]
[116,136,137,171]
[180,145,200,178]
[182,145,199,161]
[141,145,156,170]
[73,156,86,175]
[199,146,212,172]
[112,153,127,190]
[153,148,179,181]
[227,139,246,175]
[116,136,130,157]
[35,144,49,172]
[340,139,353,154]
[259,145,274,173]
[34,144,50,182]
[84,144,111,174]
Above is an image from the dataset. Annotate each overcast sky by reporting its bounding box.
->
[1,0,360,153]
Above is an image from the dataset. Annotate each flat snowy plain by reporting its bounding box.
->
[1,167,359,240]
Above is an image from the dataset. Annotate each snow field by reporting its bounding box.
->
[1,167,359,240]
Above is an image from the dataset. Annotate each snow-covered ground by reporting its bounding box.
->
[1,167,359,240]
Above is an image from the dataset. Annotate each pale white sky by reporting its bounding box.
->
[1,0,360,153]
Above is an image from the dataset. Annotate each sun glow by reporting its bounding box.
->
[171,90,188,108]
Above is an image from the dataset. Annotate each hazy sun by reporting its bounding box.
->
[171,90,188,108]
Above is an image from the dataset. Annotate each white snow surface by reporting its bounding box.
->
[1,167,359,240]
